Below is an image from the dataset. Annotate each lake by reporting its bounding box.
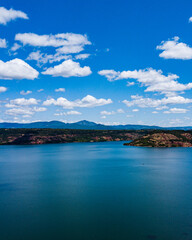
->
[0,141,192,240]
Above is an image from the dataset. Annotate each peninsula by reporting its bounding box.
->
[124,130,192,147]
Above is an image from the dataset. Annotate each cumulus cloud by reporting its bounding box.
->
[156,37,192,60]
[6,106,46,116]
[189,17,192,23]
[16,33,92,65]
[20,90,32,95]
[0,86,7,93]
[123,95,192,108]
[0,38,7,48]
[98,70,120,81]
[99,68,192,96]
[42,59,92,78]
[27,51,48,63]
[5,98,39,108]
[43,95,112,109]
[15,33,91,48]
[0,59,39,80]
[0,7,28,25]
[27,50,71,65]
[55,88,65,92]
[164,108,188,114]
[5,98,46,117]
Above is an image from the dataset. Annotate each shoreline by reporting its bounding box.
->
[0,128,191,147]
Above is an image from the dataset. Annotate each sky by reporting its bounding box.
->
[0,0,192,126]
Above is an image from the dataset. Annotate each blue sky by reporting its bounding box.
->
[0,0,192,126]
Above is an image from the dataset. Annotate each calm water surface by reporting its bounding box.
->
[0,141,192,240]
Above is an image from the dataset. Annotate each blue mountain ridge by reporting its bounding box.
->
[0,120,191,130]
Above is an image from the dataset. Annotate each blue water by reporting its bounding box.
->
[0,142,192,240]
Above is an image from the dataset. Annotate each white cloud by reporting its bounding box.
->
[48,54,71,63]
[55,88,65,92]
[15,33,91,48]
[98,70,119,81]
[0,7,28,25]
[75,54,90,60]
[126,81,135,86]
[10,43,21,52]
[164,108,188,114]
[123,95,192,108]
[100,109,125,115]
[43,95,112,109]
[65,110,81,115]
[156,106,169,110]
[0,59,39,80]
[97,121,123,126]
[6,108,33,116]
[42,59,92,78]
[37,89,44,92]
[33,107,47,112]
[100,108,125,116]
[189,17,192,23]
[0,86,7,93]
[27,51,45,62]
[54,110,82,116]
[157,37,192,60]
[54,113,61,116]
[99,68,192,96]
[132,109,139,112]
[0,38,7,48]
[27,50,71,65]
[20,90,32,95]
[16,33,92,65]
[22,115,32,118]
[152,111,158,114]
[5,98,39,108]
[6,106,46,116]
[56,45,84,54]
[100,110,115,115]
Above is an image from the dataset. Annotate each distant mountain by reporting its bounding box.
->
[0,120,191,130]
